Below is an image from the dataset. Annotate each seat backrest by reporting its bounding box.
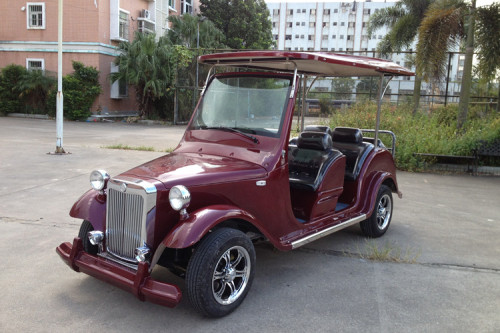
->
[304,125,332,136]
[331,127,374,181]
[289,132,342,191]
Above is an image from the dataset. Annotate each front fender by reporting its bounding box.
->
[362,171,399,216]
[161,205,259,249]
[69,189,106,231]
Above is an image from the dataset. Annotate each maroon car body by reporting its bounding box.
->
[57,51,413,317]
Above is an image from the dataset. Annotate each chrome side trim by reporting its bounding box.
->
[291,214,367,249]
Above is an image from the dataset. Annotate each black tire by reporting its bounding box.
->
[186,228,256,317]
[360,185,393,238]
[78,220,98,255]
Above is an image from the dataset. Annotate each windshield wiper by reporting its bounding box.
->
[201,126,260,144]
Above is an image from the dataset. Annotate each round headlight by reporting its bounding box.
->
[90,170,110,191]
[169,185,191,211]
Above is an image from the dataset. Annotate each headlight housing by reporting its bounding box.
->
[169,185,191,212]
[90,170,110,191]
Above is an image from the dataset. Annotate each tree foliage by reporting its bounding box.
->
[111,32,193,118]
[331,78,355,100]
[167,14,226,49]
[416,0,467,82]
[0,65,26,115]
[17,69,56,114]
[200,0,273,49]
[368,0,432,56]
[47,61,102,120]
[475,3,500,83]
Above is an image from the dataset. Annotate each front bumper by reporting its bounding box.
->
[56,237,182,308]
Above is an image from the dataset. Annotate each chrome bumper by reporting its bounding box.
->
[56,237,181,308]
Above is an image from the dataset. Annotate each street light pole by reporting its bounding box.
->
[55,0,66,154]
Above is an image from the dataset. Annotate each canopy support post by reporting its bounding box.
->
[374,75,393,147]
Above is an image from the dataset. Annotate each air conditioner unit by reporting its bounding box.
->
[141,9,151,20]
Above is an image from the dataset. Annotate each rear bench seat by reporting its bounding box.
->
[331,127,374,181]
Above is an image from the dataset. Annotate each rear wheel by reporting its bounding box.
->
[360,185,393,238]
[186,228,255,317]
[78,220,98,255]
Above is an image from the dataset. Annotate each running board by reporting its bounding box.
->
[291,214,367,249]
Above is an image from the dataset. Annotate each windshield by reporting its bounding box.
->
[190,76,291,138]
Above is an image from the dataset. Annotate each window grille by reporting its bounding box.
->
[119,11,129,40]
[27,3,45,29]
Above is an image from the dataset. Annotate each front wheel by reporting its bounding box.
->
[186,228,256,317]
[360,185,393,238]
[77,220,98,255]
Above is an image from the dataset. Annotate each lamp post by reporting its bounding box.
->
[54,0,66,154]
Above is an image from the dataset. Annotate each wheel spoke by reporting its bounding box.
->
[223,250,231,269]
[231,251,243,267]
[213,270,225,282]
[227,281,236,296]
[215,282,227,298]
[234,269,247,278]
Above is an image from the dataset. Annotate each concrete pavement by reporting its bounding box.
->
[0,117,499,332]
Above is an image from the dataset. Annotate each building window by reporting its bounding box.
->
[182,0,193,14]
[295,34,299,38]
[331,48,335,51]
[378,35,383,39]
[341,22,345,26]
[310,9,316,15]
[334,9,338,14]
[168,0,175,10]
[323,9,330,15]
[119,10,129,40]
[285,47,292,51]
[287,9,293,15]
[340,35,344,39]
[362,22,367,28]
[339,48,343,51]
[300,34,304,39]
[332,35,336,39]
[295,47,299,51]
[273,35,278,40]
[309,22,316,28]
[296,22,300,26]
[321,48,328,51]
[347,35,353,40]
[322,35,328,40]
[322,22,328,27]
[333,22,337,26]
[363,9,371,15]
[285,35,292,40]
[287,22,292,28]
[308,35,314,41]
[27,3,45,29]
[273,22,277,28]
[26,58,44,71]
[348,22,355,28]
[110,63,128,99]
[307,47,314,51]
[301,22,305,26]
[273,9,279,16]
[302,9,306,13]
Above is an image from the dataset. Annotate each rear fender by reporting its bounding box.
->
[69,189,106,231]
[362,172,399,216]
[161,205,261,249]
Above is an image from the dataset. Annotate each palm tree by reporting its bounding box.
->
[416,0,499,129]
[111,32,192,118]
[17,69,56,114]
[475,3,500,112]
[367,0,433,114]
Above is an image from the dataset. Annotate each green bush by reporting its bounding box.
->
[0,65,27,115]
[47,61,102,120]
[329,101,500,170]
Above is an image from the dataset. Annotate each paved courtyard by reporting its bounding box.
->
[0,117,499,332]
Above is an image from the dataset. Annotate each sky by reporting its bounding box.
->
[264,0,496,7]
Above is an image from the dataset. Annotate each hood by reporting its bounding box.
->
[120,152,267,188]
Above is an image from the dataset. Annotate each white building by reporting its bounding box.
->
[266,1,464,102]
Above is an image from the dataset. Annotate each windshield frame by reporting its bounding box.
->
[189,72,293,140]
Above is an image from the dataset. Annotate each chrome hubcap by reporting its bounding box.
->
[376,194,392,230]
[212,246,251,305]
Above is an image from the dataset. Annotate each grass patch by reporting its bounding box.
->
[102,144,175,153]
[103,144,156,152]
[353,240,421,264]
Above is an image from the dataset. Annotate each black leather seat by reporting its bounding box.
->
[331,127,374,181]
[289,132,343,191]
[289,125,332,146]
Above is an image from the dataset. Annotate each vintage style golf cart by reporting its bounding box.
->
[57,51,413,317]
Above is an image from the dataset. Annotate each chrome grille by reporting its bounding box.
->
[105,177,157,264]
[107,189,144,261]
